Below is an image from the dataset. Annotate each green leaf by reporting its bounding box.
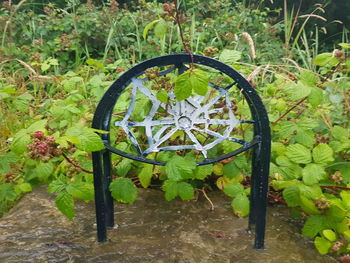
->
[0,152,18,173]
[339,43,350,49]
[194,165,213,180]
[276,156,293,167]
[272,142,287,156]
[77,129,105,152]
[223,182,244,198]
[223,162,240,179]
[219,49,242,64]
[231,193,250,217]
[165,155,196,181]
[295,129,315,148]
[299,184,322,200]
[174,69,209,101]
[282,186,300,207]
[116,159,132,177]
[154,18,168,39]
[26,119,47,133]
[302,215,326,238]
[312,144,334,165]
[302,164,326,185]
[138,164,153,188]
[313,53,338,67]
[300,70,318,87]
[285,144,312,164]
[340,191,350,209]
[109,177,137,204]
[0,184,17,201]
[322,229,337,242]
[297,118,319,129]
[280,164,302,180]
[308,87,323,107]
[55,191,74,220]
[66,126,104,152]
[162,180,178,201]
[279,121,297,137]
[14,183,32,194]
[177,182,194,200]
[48,176,67,193]
[285,82,311,100]
[331,126,349,140]
[11,130,31,154]
[66,182,94,201]
[156,90,168,103]
[30,162,54,181]
[314,237,332,255]
[300,195,320,215]
[143,19,160,40]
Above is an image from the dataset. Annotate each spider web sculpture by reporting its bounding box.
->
[114,68,253,160]
[92,54,270,250]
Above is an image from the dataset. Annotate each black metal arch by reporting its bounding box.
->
[92,54,270,249]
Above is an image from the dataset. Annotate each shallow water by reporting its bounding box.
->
[0,187,337,263]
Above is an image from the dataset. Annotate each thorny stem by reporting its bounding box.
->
[62,152,93,174]
[272,97,306,125]
[173,0,194,66]
[320,185,350,191]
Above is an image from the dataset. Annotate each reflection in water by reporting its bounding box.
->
[0,187,337,263]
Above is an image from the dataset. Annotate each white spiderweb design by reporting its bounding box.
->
[114,68,252,159]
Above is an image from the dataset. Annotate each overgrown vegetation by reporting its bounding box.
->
[0,0,349,258]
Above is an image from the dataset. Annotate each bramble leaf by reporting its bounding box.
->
[219,49,242,64]
[174,69,209,101]
[231,193,249,217]
[55,191,74,220]
[11,130,31,154]
[282,186,300,207]
[313,53,338,67]
[48,176,67,194]
[138,164,153,188]
[285,144,312,164]
[66,182,94,201]
[194,165,213,180]
[165,155,196,181]
[314,237,332,255]
[302,215,326,238]
[177,182,194,200]
[162,180,178,201]
[109,177,137,204]
[302,164,326,185]
[223,162,240,179]
[223,182,244,198]
[312,144,334,165]
[322,229,337,242]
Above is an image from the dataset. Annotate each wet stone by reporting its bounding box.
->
[0,187,337,263]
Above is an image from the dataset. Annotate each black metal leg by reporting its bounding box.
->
[92,151,107,242]
[248,143,259,230]
[252,140,270,250]
[103,150,114,228]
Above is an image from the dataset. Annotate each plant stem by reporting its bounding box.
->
[272,97,306,125]
[320,185,350,191]
[62,152,93,174]
[173,0,194,65]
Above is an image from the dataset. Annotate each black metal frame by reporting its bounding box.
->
[92,54,270,249]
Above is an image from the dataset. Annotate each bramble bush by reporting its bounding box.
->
[0,0,349,258]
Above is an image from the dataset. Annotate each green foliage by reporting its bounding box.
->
[109,178,137,204]
[174,68,209,101]
[0,0,349,258]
